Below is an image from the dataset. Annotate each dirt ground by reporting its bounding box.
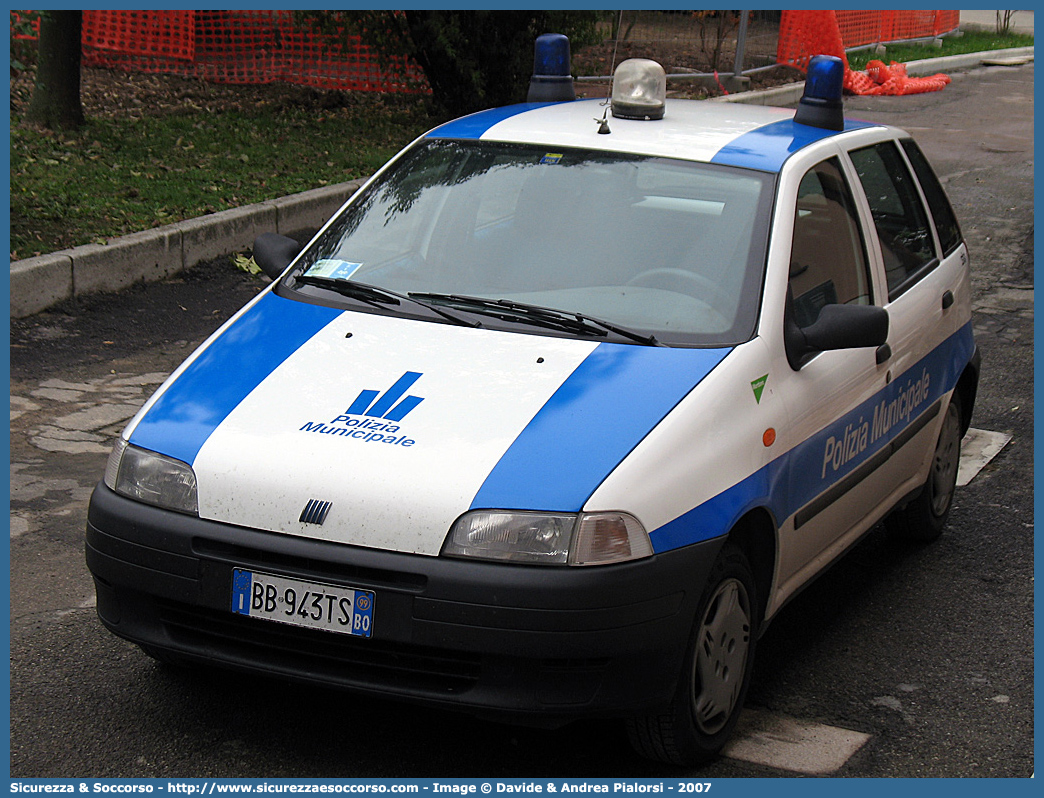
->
[10,256,267,382]
[572,13,802,99]
[9,57,803,123]
[8,66,404,121]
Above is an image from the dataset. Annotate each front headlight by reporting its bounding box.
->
[442,510,653,566]
[442,512,575,564]
[104,439,198,515]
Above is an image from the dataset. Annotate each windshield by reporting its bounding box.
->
[283,139,774,346]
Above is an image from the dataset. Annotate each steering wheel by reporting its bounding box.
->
[625,267,730,310]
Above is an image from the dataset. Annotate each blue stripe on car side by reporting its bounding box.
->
[652,459,788,553]
[649,322,976,552]
[128,293,341,466]
[426,103,556,140]
[712,118,878,172]
[470,344,731,513]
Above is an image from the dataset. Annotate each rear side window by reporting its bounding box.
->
[849,141,936,298]
[900,138,963,257]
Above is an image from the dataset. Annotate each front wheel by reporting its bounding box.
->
[627,544,758,766]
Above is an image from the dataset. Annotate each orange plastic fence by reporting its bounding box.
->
[778,9,956,96]
[84,10,195,60]
[13,10,425,93]
[835,10,959,48]
[847,60,951,96]
[87,10,424,92]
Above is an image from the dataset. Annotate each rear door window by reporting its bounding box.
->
[900,138,963,257]
[848,141,937,299]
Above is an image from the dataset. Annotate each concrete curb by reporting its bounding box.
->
[9,46,1033,318]
[11,178,365,318]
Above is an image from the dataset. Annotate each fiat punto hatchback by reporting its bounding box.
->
[86,53,979,765]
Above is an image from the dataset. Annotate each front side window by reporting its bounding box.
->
[282,140,775,346]
[788,157,872,330]
[849,141,937,298]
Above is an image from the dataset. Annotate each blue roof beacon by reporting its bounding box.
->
[794,53,846,130]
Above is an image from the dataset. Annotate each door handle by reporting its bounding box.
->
[876,343,892,364]
[942,290,954,310]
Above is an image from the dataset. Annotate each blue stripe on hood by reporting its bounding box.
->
[128,293,341,466]
[470,343,731,513]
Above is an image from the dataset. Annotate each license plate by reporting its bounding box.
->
[230,568,374,638]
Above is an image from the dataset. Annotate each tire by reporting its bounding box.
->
[627,543,758,766]
[886,394,963,543]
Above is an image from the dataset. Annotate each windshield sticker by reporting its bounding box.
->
[540,152,564,165]
[305,259,362,280]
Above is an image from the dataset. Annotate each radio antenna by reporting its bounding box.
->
[604,10,624,106]
[595,10,624,133]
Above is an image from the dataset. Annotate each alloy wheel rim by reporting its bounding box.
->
[692,577,751,735]
[930,403,962,517]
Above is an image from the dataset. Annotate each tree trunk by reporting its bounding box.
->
[25,10,85,130]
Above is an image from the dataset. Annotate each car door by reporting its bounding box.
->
[772,153,894,600]
[842,136,973,503]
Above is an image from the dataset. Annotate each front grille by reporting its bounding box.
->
[193,537,428,593]
[157,600,481,694]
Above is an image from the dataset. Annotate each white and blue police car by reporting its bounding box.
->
[86,47,980,765]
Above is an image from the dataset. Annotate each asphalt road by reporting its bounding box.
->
[9,62,1034,779]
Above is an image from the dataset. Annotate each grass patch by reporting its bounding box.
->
[846,30,1033,71]
[10,94,435,260]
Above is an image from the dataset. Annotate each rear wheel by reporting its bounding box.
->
[886,394,963,543]
[627,543,758,765]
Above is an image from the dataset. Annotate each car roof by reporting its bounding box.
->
[426,97,882,174]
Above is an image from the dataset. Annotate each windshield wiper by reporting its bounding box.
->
[294,275,479,328]
[409,293,662,346]
[574,310,664,346]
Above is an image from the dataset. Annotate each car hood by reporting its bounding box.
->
[125,292,730,555]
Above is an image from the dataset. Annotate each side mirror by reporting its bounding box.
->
[252,233,302,280]
[785,302,889,370]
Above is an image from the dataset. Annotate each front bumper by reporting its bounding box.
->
[86,484,724,723]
